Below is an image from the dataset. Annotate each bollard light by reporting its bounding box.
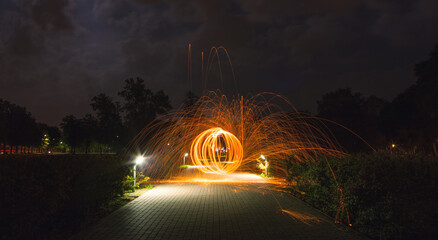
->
[183,153,189,165]
[260,155,268,176]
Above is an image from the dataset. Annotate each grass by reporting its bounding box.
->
[179,164,192,169]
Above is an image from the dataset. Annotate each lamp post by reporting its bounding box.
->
[183,153,189,165]
[260,154,268,176]
[134,156,145,188]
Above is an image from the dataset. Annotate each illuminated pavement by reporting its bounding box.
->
[73,181,367,240]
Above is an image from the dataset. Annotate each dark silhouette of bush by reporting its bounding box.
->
[287,152,438,239]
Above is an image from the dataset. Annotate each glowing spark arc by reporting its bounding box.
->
[190,127,243,174]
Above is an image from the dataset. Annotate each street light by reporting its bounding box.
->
[183,153,189,165]
[134,156,145,188]
[260,155,268,176]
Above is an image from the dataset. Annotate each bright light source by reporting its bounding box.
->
[135,156,145,165]
[260,154,265,160]
[184,153,189,157]
[391,144,396,148]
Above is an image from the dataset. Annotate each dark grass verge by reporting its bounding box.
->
[0,154,150,240]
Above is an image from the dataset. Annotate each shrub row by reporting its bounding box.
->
[287,152,438,240]
[0,154,130,239]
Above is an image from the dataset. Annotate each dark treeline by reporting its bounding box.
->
[0,77,197,154]
[1,45,437,155]
[0,99,61,154]
[60,77,173,154]
[316,44,438,155]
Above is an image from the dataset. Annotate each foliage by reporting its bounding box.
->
[38,123,61,150]
[91,93,123,152]
[60,114,113,154]
[0,154,129,239]
[0,98,40,149]
[122,169,150,192]
[60,115,82,153]
[382,44,438,153]
[287,152,438,239]
[316,45,438,155]
[183,90,200,110]
[55,78,172,153]
[118,77,172,137]
[317,88,388,152]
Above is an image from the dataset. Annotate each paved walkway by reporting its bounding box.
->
[73,183,367,240]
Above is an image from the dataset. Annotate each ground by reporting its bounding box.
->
[73,176,367,240]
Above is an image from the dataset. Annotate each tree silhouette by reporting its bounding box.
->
[0,99,40,153]
[81,114,98,154]
[317,88,387,152]
[183,91,200,110]
[118,78,171,138]
[382,44,438,153]
[38,123,61,152]
[91,93,123,152]
[60,115,82,154]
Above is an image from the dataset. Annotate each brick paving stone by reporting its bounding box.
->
[72,183,368,240]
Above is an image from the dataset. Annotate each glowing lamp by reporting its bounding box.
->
[183,152,189,165]
[135,156,145,165]
[133,155,146,188]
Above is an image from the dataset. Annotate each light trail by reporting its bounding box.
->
[125,91,346,178]
[191,127,243,174]
[122,46,368,226]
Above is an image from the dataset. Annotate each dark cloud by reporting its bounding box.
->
[0,0,437,125]
[30,0,74,31]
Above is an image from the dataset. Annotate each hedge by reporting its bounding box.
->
[287,152,438,240]
[0,154,129,239]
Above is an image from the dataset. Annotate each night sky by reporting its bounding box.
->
[1,0,437,126]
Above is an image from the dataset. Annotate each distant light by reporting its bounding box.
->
[184,153,189,157]
[391,144,396,148]
[135,156,145,165]
[60,141,63,144]
[260,154,265,160]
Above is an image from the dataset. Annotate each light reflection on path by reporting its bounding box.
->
[74,179,368,240]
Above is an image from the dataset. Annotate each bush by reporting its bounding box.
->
[0,154,129,239]
[287,152,438,240]
[122,170,150,192]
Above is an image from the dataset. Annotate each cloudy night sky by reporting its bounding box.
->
[0,0,437,125]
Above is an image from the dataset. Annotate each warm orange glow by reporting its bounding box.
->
[191,127,243,174]
[127,91,346,179]
[282,210,321,225]
[124,46,360,225]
